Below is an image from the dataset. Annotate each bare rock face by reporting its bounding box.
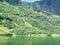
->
[33,0,60,15]
[40,0,60,15]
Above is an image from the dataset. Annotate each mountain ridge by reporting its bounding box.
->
[31,0,60,15]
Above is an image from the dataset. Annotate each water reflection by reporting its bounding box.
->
[0,36,60,45]
[0,36,12,45]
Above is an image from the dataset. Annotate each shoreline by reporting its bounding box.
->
[0,33,60,38]
[13,34,60,38]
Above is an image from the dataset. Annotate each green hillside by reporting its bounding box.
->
[0,2,60,35]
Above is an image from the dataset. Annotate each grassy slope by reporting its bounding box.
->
[0,2,60,34]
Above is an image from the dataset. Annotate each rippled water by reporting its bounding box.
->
[0,36,60,45]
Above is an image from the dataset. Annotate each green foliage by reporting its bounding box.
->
[0,2,60,34]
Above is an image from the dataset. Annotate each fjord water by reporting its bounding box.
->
[0,36,60,45]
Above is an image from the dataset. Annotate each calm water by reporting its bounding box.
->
[0,36,60,45]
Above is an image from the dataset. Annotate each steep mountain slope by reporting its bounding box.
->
[32,0,60,15]
[0,1,60,35]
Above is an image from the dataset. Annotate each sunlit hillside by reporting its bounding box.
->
[0,1,60,35]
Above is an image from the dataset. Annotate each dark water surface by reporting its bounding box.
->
[0,36,60,45]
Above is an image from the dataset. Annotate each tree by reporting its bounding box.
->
[0,0,4,2]
[6,0,21,5]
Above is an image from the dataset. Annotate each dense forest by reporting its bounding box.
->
[0,0,60,35]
